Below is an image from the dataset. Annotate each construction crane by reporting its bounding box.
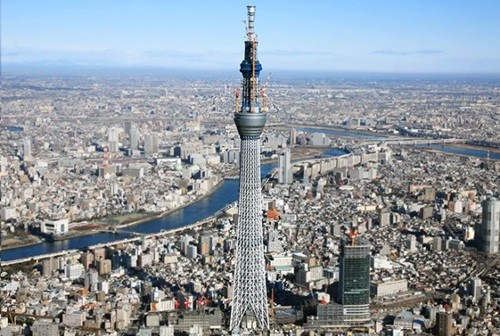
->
[347,227,359,246]
[262,72,271,112]
[269,288,275,318]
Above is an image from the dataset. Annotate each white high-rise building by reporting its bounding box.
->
[23,138,32,158]
[476,197,500,254]
[0,156,7,175]
[144,133,159,155]
[66,263,85,280]
[108,127,119,142]
[130,127,139,151]
[108,127,120,152]
[289,128,297,145]
[278,148,292,184]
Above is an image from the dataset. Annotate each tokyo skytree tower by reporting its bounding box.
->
[230,5,269,333]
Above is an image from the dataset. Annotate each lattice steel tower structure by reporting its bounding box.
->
[230,5,269,333]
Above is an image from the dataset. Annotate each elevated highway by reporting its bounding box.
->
[361,137,465,146]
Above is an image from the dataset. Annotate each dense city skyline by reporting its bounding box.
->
[3,0,500,73]
[1,2,499,335]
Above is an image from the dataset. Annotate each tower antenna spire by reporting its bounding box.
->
[246,5,255,40]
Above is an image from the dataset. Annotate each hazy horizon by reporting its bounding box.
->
[3,63,500,82]
[3,1,500,74]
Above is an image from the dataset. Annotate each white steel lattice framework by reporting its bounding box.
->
[230,137,269,331]
[230,5,269,333]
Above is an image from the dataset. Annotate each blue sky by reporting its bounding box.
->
[2,0,500,73]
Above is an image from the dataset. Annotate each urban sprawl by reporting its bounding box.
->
[0,74,499,335]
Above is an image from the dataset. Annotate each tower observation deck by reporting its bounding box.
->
[230,5,269,333]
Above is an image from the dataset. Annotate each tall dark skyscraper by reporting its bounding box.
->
[230,5,269,333]
[309,229,372,329]
[337,229,371,325]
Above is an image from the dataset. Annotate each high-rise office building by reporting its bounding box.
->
[468,277,482,302]
[289,128,297,145]
[435,311,453,336]
[337,229,371,325]
[108,127,119,142]
[0,156,7,175]
[230,6,269,333]
[23,138,32,159]
[108,127,119,153]
[124,120,132,134]
[278,148,292,184]
[130,127,139,152]
[475,197,500,254]
[405,235,417,253]
[309,229,371,329]
[144,133,159,155]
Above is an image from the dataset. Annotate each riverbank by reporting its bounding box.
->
[2,213,225,267]
[449,143,500,155]
[1,178,226,251]
[294,124,392,136]
[1,147,327,252]
[417,146,499,161]
[115,178,225,230]
[2,237,43,251]
[295,124,500,155]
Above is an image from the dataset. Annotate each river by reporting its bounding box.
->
[1,134,497,262]
[299,127,390,140]
[1,161,280,262]
[2,126,24,132]
[1,179,242,261]
[416,144,500,160]
[299,127,500,160]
